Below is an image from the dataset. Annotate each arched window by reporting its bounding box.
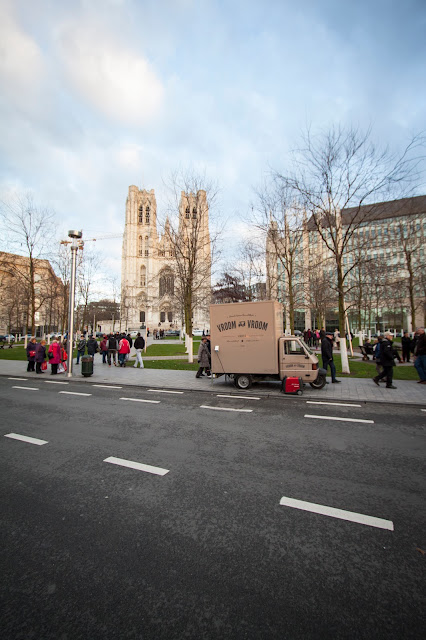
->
[138,205,143,224]
[144,235,149,257]
[185,206,190,219]
[140,311,145,323]
[145,206,150,225]
[159,270,174,297]
[192,207,197,219]
[140,265,146,287]
[138,236,143,257]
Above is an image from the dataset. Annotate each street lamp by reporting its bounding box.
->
[66,230,82,377]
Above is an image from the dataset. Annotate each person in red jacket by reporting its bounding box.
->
[118,335,130,367]
[48,337,62,375]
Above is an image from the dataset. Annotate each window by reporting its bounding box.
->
[140,311,145,323]
[140,265,146,287]
[145,206,150,225]
[138,236,143,257]
[168,312,173,322]
[159,271,174,297]
[158,249,165,257]
[160,311,166,323]
[138,205,143,224]
[144,235,149,256]
[192,207,197,219]
[284,340,307,355]
[185,206,190,219]
[145,249,149,257]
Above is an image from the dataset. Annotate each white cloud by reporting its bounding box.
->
[56,24,164,125]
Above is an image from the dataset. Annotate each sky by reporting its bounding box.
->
[0,0,425,292]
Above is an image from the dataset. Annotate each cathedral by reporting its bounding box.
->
[121,185,211,332]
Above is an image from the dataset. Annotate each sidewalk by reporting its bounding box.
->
[1,358,425,406]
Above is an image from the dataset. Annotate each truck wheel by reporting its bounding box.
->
[234,374,252,390]
[310,374,326,390]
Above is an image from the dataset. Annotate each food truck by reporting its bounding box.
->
[210,300,326,390]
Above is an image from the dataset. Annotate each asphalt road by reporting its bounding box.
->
[1,376,425,639]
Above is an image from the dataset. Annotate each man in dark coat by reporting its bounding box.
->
[373,332,397,389]
[321,332,340,383]
[413,327,426,384]
[87,336,99,357]
[134,332,145,369]
[401,332,412,363]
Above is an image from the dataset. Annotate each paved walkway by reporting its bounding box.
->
[1,358,425,406]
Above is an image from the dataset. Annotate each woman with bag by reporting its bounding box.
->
[35,339,47,374]
[48,337,62,375]
[26,337,37,372]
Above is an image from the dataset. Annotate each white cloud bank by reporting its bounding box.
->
[56,24,164,125]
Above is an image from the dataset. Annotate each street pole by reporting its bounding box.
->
[66,230,82,378]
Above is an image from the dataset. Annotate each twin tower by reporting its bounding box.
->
[121,185,211,331]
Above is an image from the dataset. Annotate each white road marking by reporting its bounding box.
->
[8,377,28,381]
[147,389,184,394]
[103,456,169,476]
[120,397,160,404]
[59,391,92,396]
[217,394,260,400]
[200,405,253,413]
[12,386,38,391]
[304,414,374,424]
[92,384,123,389]
[44,380,69,385]
[4,433,48,446]
[422,409,426,412]
[279,495,394,531]
[306,401,361,408]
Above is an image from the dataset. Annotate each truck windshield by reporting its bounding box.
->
[298,339,313,355]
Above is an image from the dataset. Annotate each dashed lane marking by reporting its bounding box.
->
[12,386,38,391]
[306,401,362,408]
[147,389,184,394]
[4,433,48,446]
[92,384,123,389]
[44,380,69,385]
[304,414,374,424]
[217,394,260,400]
[120,397,160,404]
[59,391,92,396]
[200,405,253,413]
[279,495,394,531]
[104,456,169,476]
[8,377,29,381]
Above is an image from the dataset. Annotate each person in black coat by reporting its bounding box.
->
[35,340,46,374]
[373,332,397,389]
[321,332,340,383]
[87,336,99,356]
[401,332,412,362]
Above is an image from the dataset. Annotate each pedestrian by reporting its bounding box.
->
[413,327,426,384]
[205,333,212,374]
[35,339,47,374]
[321,331,340,383]
[127,333,133,348]
[373,332,397,389]
[100,335,108,364]
[373,337,384,380]
[76,336,87,365]
[319,327,326,340]
[87,335,99,357]
[133,332,145,368]
[196,337,211,378]
[107,333,118,366]
[26,337,37,372]
[48,337,61,375]
[333,328,340,349]
[401,332,412,363]
[118,334,130,367]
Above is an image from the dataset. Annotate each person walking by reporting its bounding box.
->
[133,332,145,368]
[76,336,87,365]
[100,335,108,364]
[373,332,397,389]
[401,332,412,363]
[48,337,61,375]
[196,337,211,378]
[35,339,47,374]
[321,331,340,383]
[205,333,212,375]
[413,327,426,384]
[87,335,99,358]
[26,337,37,372]
[373,336,384,380]
[107,333,118,366]
[118,335,130,367]
[126,333,133,348]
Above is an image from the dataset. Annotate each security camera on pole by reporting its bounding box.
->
[66,230,83,378]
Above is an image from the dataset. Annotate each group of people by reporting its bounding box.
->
[76,332,145,368]
[26,337,68,375]
[303,329,321,348]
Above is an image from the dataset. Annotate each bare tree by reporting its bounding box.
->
[0,193,56,333]
[76,246,103,333]
[272,125,424,372]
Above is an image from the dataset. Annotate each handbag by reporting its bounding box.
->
[48,351,54,359]
[29,350,36,357]
[57,363,65,374]
[41,361,47,371]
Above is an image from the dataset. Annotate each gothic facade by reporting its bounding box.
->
[121,186,211,332]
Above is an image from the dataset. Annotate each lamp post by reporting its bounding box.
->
[66,230,82,378]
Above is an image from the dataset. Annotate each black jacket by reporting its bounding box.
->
[87,338,98,355]
[134,336,145,349]
[379,339,395,366]
[414,333,426,356]
[321,337,333,362]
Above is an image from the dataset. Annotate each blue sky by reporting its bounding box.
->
[0,0,425,284]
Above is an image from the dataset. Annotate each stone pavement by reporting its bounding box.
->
[1,358,425,406]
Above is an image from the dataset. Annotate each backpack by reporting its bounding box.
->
[108,337,117,350]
